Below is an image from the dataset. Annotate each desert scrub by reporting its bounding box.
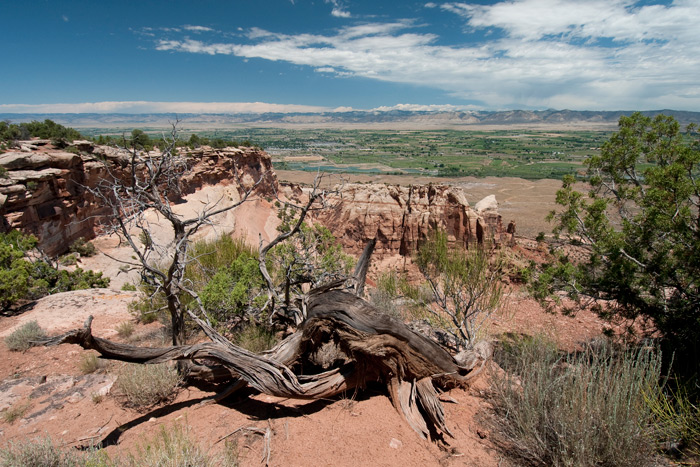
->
[78,352,104,374]
[121,423,226,467]
[115,320,135,338]
[59,253,78,266]
[5,320,45,351]
[69,237,97,257]
[114,363,181,409]
[0,435,79,466]
[490,335,662,467]
[1,401,32,424]
[234,324,278,353]
[647,383,700,459]
[0,435,108,466]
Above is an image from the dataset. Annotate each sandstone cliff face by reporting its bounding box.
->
[0,141,276,256]
[310,183,503,257]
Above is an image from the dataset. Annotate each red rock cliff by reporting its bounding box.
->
[0,141,276,256]
[310,183,503,258]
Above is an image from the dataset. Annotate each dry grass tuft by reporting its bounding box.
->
[114,363,181,409]
[0,401,32,425]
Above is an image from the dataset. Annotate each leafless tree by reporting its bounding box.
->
[43,145,492,444]
[88,123,263,345]
[258,172,352,325]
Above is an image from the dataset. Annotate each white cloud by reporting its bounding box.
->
[151,1,700,110]
[372,103,479,112]
[331,8,351,18]
[325,0,351,18]
[183,25,214,33]
[0,101,335,114]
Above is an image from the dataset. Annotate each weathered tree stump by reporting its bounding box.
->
[39,288,487,441]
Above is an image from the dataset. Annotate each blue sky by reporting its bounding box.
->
[2,0,699,113]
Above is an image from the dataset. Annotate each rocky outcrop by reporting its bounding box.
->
[0,141,277,256]
[311,183,503,258]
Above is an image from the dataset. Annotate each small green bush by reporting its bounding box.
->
[121,283,136,291]
[69,238,97,257]
[59,253,78,266]
[491,336,661,466]
[128,295,165,324]
[1,231,109,311]
[648,384,700,459]
[5,321,46,351]
[114,363,181,409]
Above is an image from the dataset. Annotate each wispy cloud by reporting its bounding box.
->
[150,0,700,110]
[326,0,351,18]
[0,101,336,114]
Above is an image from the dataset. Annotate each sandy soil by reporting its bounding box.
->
[0,278,625,467]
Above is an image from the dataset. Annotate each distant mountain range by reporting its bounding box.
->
[2,109,699,128]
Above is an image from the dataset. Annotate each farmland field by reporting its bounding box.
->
[81,128,611,181]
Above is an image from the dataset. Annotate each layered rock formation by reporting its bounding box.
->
[0,141,276,256]
[2,140,502,259]
[311,183,503,258]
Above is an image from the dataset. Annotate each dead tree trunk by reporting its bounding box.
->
[39,288,486,441]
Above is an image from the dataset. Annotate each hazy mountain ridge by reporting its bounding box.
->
[2,109,699,128]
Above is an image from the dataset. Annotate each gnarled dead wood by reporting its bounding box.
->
[38,289,486,440]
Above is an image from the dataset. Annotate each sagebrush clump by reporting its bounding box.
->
[491,335,661,466]
[5,320,46,351]
[114,363,181,409]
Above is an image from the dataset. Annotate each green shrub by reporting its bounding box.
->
[414,230,506,348]
[69,238,97,257]
[59,253,78,266]
[5,320,46,351]
[491,336,661,466]
[200,255,265,323]
[0,231,109,311]
[648,383,700,459]
[121,283,136,291]
[114,363,181,409]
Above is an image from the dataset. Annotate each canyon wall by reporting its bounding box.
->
[311,183,503,257]
[0,141,276,256]
[1,141,502,258]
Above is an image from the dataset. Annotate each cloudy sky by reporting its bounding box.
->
[2,0,699,113]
